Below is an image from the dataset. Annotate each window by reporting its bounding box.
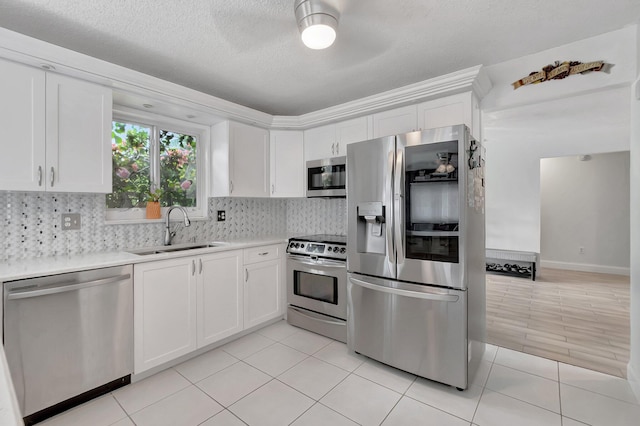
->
[106,110,208,222]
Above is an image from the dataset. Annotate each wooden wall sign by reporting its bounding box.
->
[512,60,612,90]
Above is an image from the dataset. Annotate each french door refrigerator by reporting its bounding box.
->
[346,124,486,390]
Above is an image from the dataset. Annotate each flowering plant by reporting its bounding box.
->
[147,189,164,203]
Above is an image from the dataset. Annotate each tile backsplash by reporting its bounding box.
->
[0,192,346,261]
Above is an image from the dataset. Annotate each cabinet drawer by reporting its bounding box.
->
[244,244,280,264]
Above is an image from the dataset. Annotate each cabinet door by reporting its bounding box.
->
[244,259,281,329]
[372,105,417,138]
[304,124,336,161]
[335,116,370,153]
[229,121,269,197]
[0,59,46,191]
[270,130,304,197]
[134,257,197,373]
[46,73,112,193]
[417,92,472,132]
[197,251,243,347]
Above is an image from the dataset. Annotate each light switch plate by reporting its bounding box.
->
[62,213,81,230]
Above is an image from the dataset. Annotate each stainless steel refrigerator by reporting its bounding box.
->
[346,124,486,390]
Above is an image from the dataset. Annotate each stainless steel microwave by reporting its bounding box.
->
[306,156,346,197]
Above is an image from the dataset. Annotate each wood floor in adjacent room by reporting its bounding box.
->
[486,267,630,378]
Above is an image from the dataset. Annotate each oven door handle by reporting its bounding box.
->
[287,255,345,268]
[349,277,459,302]
[289,306,346,326]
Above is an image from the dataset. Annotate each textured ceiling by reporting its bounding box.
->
[0,0,639,116]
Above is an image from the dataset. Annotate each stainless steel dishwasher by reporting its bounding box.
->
[3,265,133,425]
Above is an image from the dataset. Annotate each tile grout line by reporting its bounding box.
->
[558,362,564,426]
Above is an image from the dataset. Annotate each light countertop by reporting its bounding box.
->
[0,235,290,282]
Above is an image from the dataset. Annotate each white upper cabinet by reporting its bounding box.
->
[0,59,112,193]
[304,116,370,161]
[270,130,304,197]
[304,124,335,161]
[335,116,371,147]
[372,105,418,138]
[417,92,478,136]
[46,73,113,193]
[211,121,270,197]
[0,59,46,191]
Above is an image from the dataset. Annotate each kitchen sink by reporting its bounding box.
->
[128,242,228,256]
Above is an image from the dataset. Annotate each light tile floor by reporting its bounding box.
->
[41,320,640,426]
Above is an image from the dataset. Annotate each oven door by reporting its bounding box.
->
[286,255,347,320]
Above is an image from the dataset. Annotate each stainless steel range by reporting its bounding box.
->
[286,234,347,342]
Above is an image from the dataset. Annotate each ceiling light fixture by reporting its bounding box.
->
[294,0,339,50]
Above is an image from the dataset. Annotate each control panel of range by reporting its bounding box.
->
[287,240,347,260]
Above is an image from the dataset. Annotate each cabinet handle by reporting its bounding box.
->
[258,252,269,256]
[37,166,43,186]
[336,142,340,154]
[271,184,275,194]
[191,260,196,276]
[230,180,233,194]
[331,143,335,155]
[50,167,55,187]
[199,258,203,274]
[245,268,249,282]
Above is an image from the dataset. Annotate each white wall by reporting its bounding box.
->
[540,152,630,275]
[484,88,630,252]
[627,23,640,401]
[482,26,636,253]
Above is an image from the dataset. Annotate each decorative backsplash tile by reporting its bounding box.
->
[286,198,347,236]
[0,192,346,262]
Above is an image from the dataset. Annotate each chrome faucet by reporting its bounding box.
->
[164,206,191,245]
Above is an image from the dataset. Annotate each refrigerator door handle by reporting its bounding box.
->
[394,148,405,266]
[386,149,395,269]
[350,277,459,302]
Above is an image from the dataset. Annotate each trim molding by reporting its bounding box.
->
[0,27,491,130]
[628,362,640,402]
[540,260,630,276]
[273,65,491,129]
[0,27,273,127]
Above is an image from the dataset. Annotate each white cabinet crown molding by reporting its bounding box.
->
[273,65,492,129]
[0,27,272,128]
[0,27,490,131]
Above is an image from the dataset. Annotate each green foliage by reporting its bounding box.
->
[147,188,164,202]
[106,122,197,209]
[158,130,197,207]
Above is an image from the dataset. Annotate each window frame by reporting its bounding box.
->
[106,107,209,223]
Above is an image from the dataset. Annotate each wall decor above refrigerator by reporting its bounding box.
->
[346,124,485,390]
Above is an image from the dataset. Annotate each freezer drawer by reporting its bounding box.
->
[347,272,468,389]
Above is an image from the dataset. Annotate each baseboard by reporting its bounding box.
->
[540,260,630,276]
[628,362,640,403]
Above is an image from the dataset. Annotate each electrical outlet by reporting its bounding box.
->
[61,213,81,230]
[217,210,226,221]
[579,246,585,254]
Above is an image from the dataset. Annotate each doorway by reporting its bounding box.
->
[486,151,631,377]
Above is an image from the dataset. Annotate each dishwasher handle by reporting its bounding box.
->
[349,277,459,302]
[6,273,131,300]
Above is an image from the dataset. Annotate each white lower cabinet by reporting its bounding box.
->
[134,245,283,374]
[134,257,197,373]
[243,244,284,329]
[197,250,244,347]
